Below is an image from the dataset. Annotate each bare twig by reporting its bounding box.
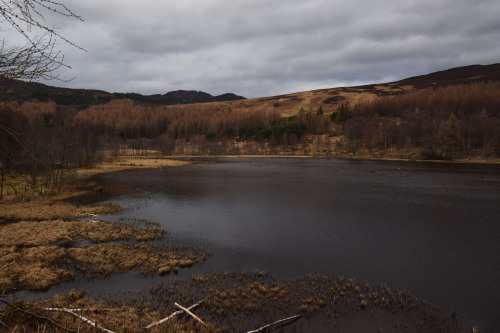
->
[174,302,206,326]
[144,300,203,330]
[0,300,77,333]
[42,307,115,333]
[0,319,10,330]
[43,307,121,313]
[1,0,86,89]
[246,314,302,333]
[42,307,82,312]
[1,260,15,270]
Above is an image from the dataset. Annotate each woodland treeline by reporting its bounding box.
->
[346,81,500,158]
[71,81,500,157]
[1,81,499,198]
[0,101,102,198]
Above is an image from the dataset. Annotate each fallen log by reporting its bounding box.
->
[175,302,206,326]
[246,314,302,333]
[43,307,82,312]
[0,301,77,333]
[144,300,203,330]
[42,307,115,333]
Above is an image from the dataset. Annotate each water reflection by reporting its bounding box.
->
[92,158,500,330]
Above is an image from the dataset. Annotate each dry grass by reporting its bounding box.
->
[73,157,191,180]
[1,272,463,332]
[0,215,205,292]
[0,246,74,292]
[0,157,207,294]
[147,272,462,332]
[68,243,206,277]
[1,156,189,221]
[0,156,468,331]
[0,219,164,247]
[72,220,166,243]
[0,189,120,221]
[1,291,222,333]
[0,240,207,293]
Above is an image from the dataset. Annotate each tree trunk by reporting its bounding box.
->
[1,164,4,200]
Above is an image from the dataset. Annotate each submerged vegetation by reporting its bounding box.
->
[0,272,462,332]
[0,159,208,294]
[0,217,207,293]
[150,272,462,332]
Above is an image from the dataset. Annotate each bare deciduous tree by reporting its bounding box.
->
[1,0,84,83]
[0,1,84,199]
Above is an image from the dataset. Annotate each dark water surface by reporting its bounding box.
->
[56,158,500,330]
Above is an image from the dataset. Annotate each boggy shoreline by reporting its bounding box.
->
[0,156,468,332]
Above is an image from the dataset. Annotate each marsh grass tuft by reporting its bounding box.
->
[67,243,206,278]
[0,161,207,294]
[147,272,462,332]
[1,292,223,333]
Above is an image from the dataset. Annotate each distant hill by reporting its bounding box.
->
[112,90,246,105]
[247,63,500,117]
[1,63,499,112]
[0,80,246,107]
[394,63,500,89]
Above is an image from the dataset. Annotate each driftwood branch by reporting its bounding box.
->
[42,308,115,333]
[174,302,206,326]
[246,314,302,333]
[0,300,77,333]
[1,261,15,270]
[144,300,203,330]
[43,307,82,312]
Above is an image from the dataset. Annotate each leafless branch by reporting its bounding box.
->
[246,314,302,333]
[0,300,77,333]
[42,307,115,333]
[0,260,15,270]
[144,300,204,330]
[174,302,207,326]
[0,0,85,85]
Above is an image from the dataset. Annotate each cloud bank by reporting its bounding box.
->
[35,0,500,97]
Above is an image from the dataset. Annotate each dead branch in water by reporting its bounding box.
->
[42,307,115,333]
[246,314,302,333]
[175,302,207,326]
[4,294,301,333]
[42,300,206,332]
[144,300,203,330]
[0,300,77,333]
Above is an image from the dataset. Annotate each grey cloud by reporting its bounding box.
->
[34,0,500,98]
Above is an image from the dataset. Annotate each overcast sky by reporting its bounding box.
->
[13,0,500,98]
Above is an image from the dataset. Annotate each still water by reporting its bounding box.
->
[90,158,499,330]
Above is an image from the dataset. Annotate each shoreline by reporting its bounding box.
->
[0,156,477,332]
[159,153,500,165]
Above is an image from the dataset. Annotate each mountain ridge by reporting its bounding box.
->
[1,63,499,109]
[0,80,246,107]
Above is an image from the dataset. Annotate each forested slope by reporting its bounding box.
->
[1,64,499,197]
